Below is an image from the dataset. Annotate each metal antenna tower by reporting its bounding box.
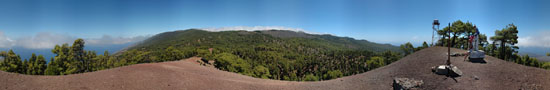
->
[432,19,440,47]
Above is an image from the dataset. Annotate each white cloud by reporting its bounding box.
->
[0,31,15,48]
[198,26,323,34]
[15,32,76,49]
[86,35,149,45]
[518,31,550,48]
[0,32,149,49]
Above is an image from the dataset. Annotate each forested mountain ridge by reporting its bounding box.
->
[126,29,399,53]
[116,29,402,81]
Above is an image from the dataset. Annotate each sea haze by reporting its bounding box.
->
[518,46,550,62]
[0,43,132,62]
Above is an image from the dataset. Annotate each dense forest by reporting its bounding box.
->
[0,30,405,81]
[121,30,403,81]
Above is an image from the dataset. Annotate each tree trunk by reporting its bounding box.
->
[491,41,496,56]
[500,40,506,61]
[451,33,456,47]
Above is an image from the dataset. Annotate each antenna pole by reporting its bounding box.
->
[447,23,451,65]
[431,25,435,46]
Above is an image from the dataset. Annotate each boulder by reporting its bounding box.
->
[393,78,423,90]
[448,65,463,77]
[432,65,448,75]
[432,65,463,77]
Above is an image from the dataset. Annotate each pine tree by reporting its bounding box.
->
[45,58,60,75]
[400,42,414,56]
[437,20,475,48]
[35,55,47,75]
[0,50,23,73]
[26,53,37,75]
[490,24,519,61]
[70,38,86,73]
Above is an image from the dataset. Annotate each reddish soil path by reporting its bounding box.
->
[1,47,549,90]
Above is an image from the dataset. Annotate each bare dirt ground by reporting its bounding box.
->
[1,47,549,90]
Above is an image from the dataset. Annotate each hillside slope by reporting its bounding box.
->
[1,47,548,90]
[112,29,402,81]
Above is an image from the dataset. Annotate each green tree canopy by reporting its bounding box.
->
[0,50,22,73]
[542,62,550,70]
[437,20,471,46]
[436,20,479,49]
[253,65,271,79]
[34,55,47,75]
[366,56,385,70]
[400,42,414,56]
[490,24,519,61]
[214,53,252,75]
[303,74,319,81]
[324,70,343,79]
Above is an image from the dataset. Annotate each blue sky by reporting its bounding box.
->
[0,0,549,48]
